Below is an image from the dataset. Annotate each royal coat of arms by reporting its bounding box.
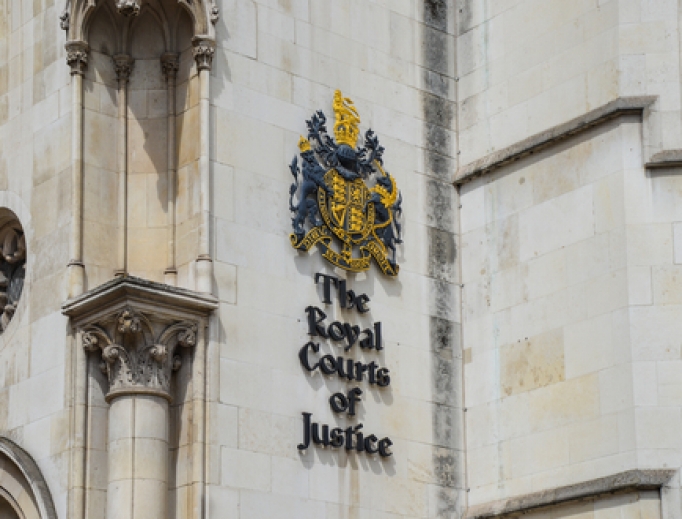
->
[289,90,403,276]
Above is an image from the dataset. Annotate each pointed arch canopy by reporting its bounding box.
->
[61,0,218,43]
[0,437,58,519]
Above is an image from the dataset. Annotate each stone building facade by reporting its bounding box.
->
[0,1,680,519]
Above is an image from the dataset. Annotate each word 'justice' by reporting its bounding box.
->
[297,273,393,457]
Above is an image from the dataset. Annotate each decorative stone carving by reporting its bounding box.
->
[211,4,220,24]
[115,0,140,17]
[60,0,71,30]
[62,0,217,42]
[81,306,197,401]
[113,54,134,82]
[65,40,88,75]
[192,37,216,71]
[0,216,26,333]
[160,53,180,80]
[63,276,217,403]
[60,11,70,31]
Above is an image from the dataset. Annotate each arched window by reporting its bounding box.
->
[0,210,26,333]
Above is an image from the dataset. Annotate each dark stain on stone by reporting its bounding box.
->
[430,278,455,321]
[433,446,461,487]
[457,0,473,35]
[434,486,461,519]
[433,402,456,446]
[423,69,451,98]
[432,353,455,405]
[428,228,456,282]
[430,317,460,360]
[422,0,463,515]
[425,179,456,233]
[426,151,455,182]
[422,25,450,76]
[424,0,448,31]
[426,122,452,155]
[424,92,456,128]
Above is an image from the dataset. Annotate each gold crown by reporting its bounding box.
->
[298,136,311,152]
[333,90,360,147]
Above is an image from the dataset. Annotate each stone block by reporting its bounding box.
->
[599,365,634,414]
[504,426,570,479]
[564,313,615,379]
[221,447,271,491]
[500,328,565,396]
[657,361,682,407]
[633,361,658,406]
[519,185,595,261]
[635,407,682,449]
[565,233,611,286]
[271,456,309,498]
[568,414,619,463]
[630,306,682,361]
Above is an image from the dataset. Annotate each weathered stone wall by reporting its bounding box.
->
[0,1,72,518]
[208,0,463,517]
[456,0,682,169]
[461,116,641,505]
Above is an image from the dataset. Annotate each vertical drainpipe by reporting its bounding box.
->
[113,54,134,278]
[192,37,216,294]
[66,41,89,298]
[162,53,180,286]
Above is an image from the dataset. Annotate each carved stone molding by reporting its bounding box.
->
[211,3,220,24]
[65,40,89,76]
[115,0,140,16]
[160,52,180,80]
[61,0,218,42]
[192,37,216,71]
[113,54,134,82]
[62,276,218,402]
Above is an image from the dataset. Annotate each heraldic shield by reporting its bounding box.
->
[288,90,403,276]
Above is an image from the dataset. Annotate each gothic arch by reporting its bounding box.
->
[61,0,218,43]
[61,0,217,296]
[0,437,58,519]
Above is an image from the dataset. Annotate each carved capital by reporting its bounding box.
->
[160,53,180,80]
[65,40,89,75]
[63,276,217,403]
[116,0,141,16]
[113,54,134,82]
[81,306,198,401]
[192,37,216,71]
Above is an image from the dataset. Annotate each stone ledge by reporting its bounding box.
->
[455,96,657,185]
[645,150,682,169]
[466,469,676,519]
[62,275,218,323]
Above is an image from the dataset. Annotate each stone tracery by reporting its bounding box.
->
[0,213,26,333]
[61,0,217,294]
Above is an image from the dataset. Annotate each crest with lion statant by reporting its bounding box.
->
[289,91,403,276]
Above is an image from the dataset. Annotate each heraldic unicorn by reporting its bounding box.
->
[289,90,403,276]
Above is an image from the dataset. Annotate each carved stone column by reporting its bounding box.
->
[113,55,134,278]
[161,53,180,286]
[63,277,217,519]
[192,37,216,294]
[65,40,89,298]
